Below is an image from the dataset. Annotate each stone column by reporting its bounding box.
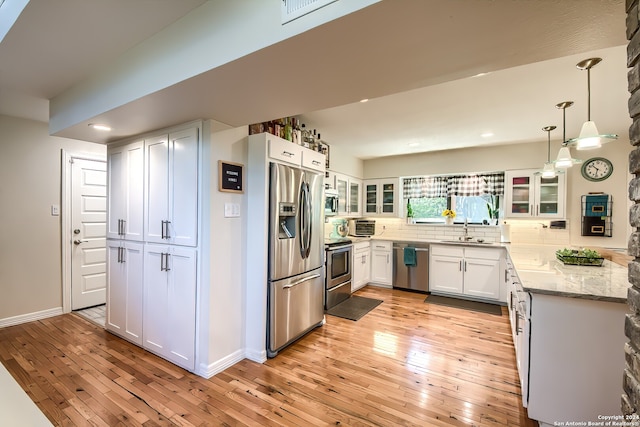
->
[624,0,640,415]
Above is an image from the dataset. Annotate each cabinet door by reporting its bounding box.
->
[349,179,361,216]
[107,141,144,240]
[145,129,198,246]
[370,250,392,286]
[463,258,501,300]
[168,128,199,246]
[143,244,196,371]
[268,135,301,166]
[429,255,464,294]
[106,240,143,345]
[364,182,379,215]
[145,135,170,243]
[535,174,565,218]
[505,171,535,218]
[380,181,396,215]
[352,246,370,292]
[335,174,349,216]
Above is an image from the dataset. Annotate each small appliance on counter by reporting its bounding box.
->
[330,218,349,239]
[348,219,375,237]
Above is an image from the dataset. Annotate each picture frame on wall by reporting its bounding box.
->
[218,160,244,193]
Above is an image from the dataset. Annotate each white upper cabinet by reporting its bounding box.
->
[364,179,398,217]
[266,133,326,172]
[504,169,566,219]
[335,173,362,217]
[107,140,144,240]
[145,128,199,246]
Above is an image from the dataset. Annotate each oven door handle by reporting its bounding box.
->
[283,273,321,289]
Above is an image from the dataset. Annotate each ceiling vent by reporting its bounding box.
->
[281,0,338,24]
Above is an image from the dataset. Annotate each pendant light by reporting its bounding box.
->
[567,57,618,150]
[554,101,582,168]
[540,125,557,178]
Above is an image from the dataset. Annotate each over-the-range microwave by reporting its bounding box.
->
[325,188,339,216]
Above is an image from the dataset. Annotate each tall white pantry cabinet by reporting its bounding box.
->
[106,123,200,372]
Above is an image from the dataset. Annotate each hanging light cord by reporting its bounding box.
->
[586,67,591,121]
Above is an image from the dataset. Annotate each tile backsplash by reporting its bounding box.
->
[325,217,571,246]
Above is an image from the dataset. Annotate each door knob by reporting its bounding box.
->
[73,239,88,245]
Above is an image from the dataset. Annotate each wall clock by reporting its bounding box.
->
[581,157,613,182]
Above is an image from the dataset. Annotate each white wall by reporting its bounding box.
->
[203,122,249,372]
[363,138,633,248]
[328,143,364,179]
[0,115,105,321]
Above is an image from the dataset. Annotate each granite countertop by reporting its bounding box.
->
[507,244,630,303]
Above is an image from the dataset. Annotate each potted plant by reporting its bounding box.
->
[406,199,415,224]
[442,209,456,225]
[486,195,499,225]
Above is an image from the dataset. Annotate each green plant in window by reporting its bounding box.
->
[486,194,499,219]
[406,199,414,218]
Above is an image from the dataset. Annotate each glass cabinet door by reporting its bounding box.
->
[508,174,533,216]
[365,184,378,214]
[536,175,563,217]
[349,180,361,215]
[335,175,348,215]
[381,183,395,213]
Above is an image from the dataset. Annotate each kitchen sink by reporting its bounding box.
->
[439,239,493,245]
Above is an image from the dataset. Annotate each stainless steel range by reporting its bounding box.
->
[324,238,352,309]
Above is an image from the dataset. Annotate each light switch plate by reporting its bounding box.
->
[51,205,60,216]
[224,203,240,218]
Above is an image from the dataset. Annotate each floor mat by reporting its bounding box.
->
[425,295,502,316]
[326,296,383,321]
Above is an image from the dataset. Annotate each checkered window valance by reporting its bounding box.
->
[402,172,504,199]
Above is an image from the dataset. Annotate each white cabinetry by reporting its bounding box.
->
[364,179,398,216]
[143,244,197,371]
[268,135,325,172]
[430,244,503,301]
[335,173,362,217]
[370,240,392,286]
[107,140,144,240]
[106,122,202,373]
[352,241,371,291]
[145,128,199,246]
[504,169,566,219]
[106,240,144,345]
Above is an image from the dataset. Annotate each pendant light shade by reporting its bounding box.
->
[539,125,557,178]
[554,101,582,169]
[567,57,618,150]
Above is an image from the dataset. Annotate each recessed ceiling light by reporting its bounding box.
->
[89,123,111,131]
[481,132,494,138]
[472,72,489,78]
[360,99,369,103]
[407,142,420,147]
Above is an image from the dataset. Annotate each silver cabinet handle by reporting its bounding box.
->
[283,273,320,289]
[464,260,467,272]
[161,220,172,239]
[160,253,171,271]
[312,160,321,166]
[530,204,533,215]
[118,219,126,236]
[459,260,462,271]
[282,150,295,157]
[505,269,508,282]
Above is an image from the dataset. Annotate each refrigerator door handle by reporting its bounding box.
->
[304,182,312,258]
[283,273,321,289]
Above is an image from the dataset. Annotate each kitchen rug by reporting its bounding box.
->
[326,296,383,321]
[425,295,502,316]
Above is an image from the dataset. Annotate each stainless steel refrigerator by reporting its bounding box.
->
[267,162,324,357]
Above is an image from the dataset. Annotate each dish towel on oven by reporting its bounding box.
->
[404,247,417,266]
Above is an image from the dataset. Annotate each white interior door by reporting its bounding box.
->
[71,158,107,310]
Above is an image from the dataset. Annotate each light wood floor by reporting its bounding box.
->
[0,286,537,426]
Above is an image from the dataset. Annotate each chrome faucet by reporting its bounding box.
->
[462,218,473,241]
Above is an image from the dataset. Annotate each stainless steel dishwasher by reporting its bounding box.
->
[392,242,429,293]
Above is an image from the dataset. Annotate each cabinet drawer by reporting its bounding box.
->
[301,149,325,172]
[431,244,464,257]
[354,241,370,252]
[465,247,502,260]
[269,136,301,165]
[370,240,392,251]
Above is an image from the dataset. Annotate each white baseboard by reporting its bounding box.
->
[197,349,246,379]
[0,307,63,328]
[244,348,267,364]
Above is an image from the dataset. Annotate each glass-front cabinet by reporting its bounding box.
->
[504,169,565,219]
[334,173,362,217]
[364,179,398,216]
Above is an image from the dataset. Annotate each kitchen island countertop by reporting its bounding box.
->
[508,244,630,303]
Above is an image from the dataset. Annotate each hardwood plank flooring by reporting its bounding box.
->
[0,286,537,426]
